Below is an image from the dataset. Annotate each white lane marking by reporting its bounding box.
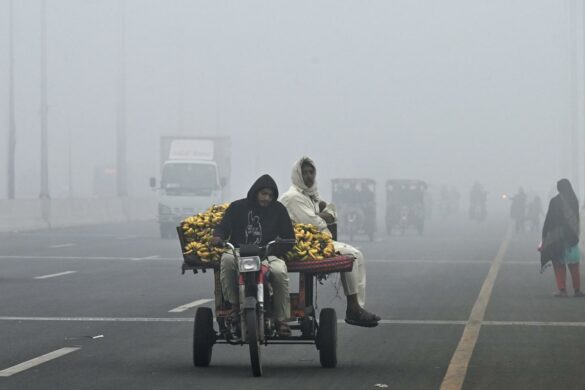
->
[131,255,160,261]
[483,321,585,327]
[336,319,467,325]
[34,271,77,280]
[503,261,543,265]
[115,235,138,240]
[49,243,74,249]
[368,259,492,264]
[1,316,585,328]
[440,224,513,390]
[0,255,537,265]
[0,347,80,377]
[0,255,140,261]
[0,316,194,322]
[369,259,536,265]
[169,298,214,313]
[374,319,467,325]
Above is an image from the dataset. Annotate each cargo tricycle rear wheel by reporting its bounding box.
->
[317,308,337,368]
[193,307,214,367]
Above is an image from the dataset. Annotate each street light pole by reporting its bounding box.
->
[582,0,585,197]
[39,0,49,199]
[67,123,73,198]
[116,0,128,197]
[572,0,582,197]
[7,0,16,199]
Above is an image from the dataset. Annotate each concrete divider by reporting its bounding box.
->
[49,198,125,228]
[123,197,158,221]
[0,197,157,232]
[0,200,48,232]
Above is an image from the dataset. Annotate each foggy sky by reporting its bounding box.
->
[0,0,582,203]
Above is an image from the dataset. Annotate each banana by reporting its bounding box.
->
[183,210,333,263]
[180,203,229,262]
[284,223,335,262]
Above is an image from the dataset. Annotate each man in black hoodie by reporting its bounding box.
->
[212,174,295,334]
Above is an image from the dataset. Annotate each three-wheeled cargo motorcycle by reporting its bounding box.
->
[177,228,354,377]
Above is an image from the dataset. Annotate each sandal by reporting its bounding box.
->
[275,321,292,337]
[345,308,380,328]
[225,310,241,341]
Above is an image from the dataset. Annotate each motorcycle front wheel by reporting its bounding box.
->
[246,308,262,377]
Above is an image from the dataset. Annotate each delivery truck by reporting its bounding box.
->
[151,136,230,238]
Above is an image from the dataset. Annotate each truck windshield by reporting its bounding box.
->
[161,163,218,195]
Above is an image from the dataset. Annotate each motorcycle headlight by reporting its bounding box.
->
[238,256,261,273]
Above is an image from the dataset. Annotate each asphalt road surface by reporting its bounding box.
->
[1,215,585,390]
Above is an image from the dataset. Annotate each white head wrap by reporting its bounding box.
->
[291,156,320,201]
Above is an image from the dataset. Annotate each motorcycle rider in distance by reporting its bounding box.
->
[211,174,296,337]
[469,181,487,221]
[527,196,544,232]
[510,187,527,233]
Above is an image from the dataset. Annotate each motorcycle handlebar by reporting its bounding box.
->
[221,239,296,258]
[272,239,296,245]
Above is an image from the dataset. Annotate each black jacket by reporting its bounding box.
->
[541,194,579,267]
[213,174,295,256]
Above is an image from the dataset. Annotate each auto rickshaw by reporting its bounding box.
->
[331,178,377,241]
[385,179,427,235]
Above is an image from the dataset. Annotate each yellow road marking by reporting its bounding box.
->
[440,224,513,390]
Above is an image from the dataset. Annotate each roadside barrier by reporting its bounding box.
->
[0,197,157,232]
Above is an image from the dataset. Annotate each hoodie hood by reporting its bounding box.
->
[247,174,279,204]
[214,174,295,250]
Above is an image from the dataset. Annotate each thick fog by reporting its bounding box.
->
[0,0,583,206]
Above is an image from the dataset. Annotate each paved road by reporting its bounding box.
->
[1,215,584,389]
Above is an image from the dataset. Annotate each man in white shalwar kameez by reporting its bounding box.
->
[280,156,380,327]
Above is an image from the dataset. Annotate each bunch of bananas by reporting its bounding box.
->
[181,203,229,263]
[284,223,336,261]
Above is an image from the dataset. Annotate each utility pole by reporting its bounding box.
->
[571,0,581,197]
[178,21,185,134]
[7,0,16,199]
[582,0,585,197]
[67,123,73,198]
[40,0,49,199]
[116,0,128,197]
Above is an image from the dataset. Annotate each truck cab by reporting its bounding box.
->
[153,137,230,238]
[157,160,222,238]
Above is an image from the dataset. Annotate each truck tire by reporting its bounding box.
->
[160,224,175,239]
[160,224,169,239]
